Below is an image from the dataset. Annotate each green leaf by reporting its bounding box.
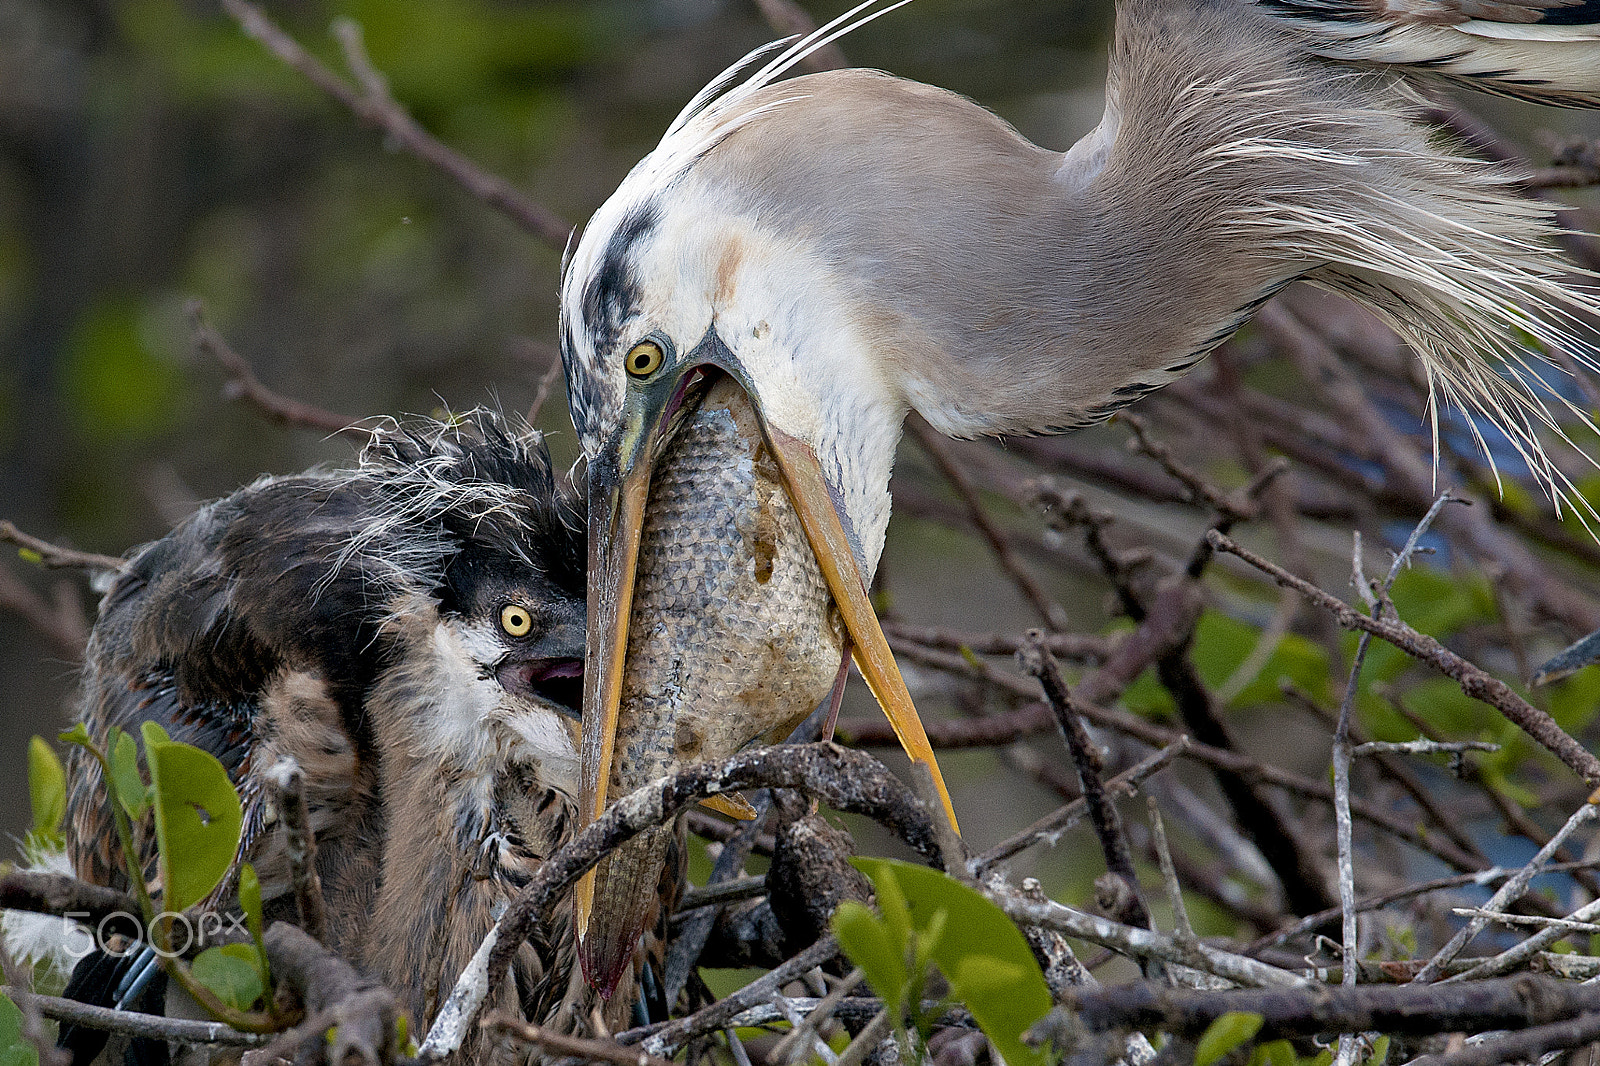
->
[27,737,65,841]
[191,944,264,1012]
[109,728,150,820]
[146,740,243,913]
[238,864,264,947]
[140,721,171,748]
[832,901,908,1015]
[238,864,270,993]
[0,993,37,1066]
[852,859,1053,1066]
[395,1014,418,1058]
[1258,1039,1297,1066]
[57,724,92,749]
[1364,1035,1391,1066]
[1195,1012,1265,1066]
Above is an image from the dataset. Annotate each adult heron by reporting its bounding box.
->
[558,0,1600,989]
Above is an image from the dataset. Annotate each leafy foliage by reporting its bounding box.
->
[1194,1011,1263,1066]
[145,737,243,914]
[191,943,265,1013]
[43,728,266,1026]
[835,858,1053,1066]
[0,994,38,1066]
[25,736,65,852]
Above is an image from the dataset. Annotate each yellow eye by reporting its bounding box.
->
[500,604,533,637]
[625,340,665,378]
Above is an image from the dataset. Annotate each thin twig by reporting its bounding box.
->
[973,738,1188,875]
[1450,908,1600,934]
[0,521,124,573]
[1147,799,1195,943]
[1120,412,1253,519]
[989,882,1308,988]
[1352,740,1500,757]
[1331,493,1456,1065]
[0,566,88,660]
[1207,529,1600,786]
[770,969,864,1065]
[186,301,367,434]
[834,1008,893,1066]
[221,1,571,248]
[1413,795,1600,982]
[526,351,565,425]
[1,986,265,1049]
[484,1013,675,1066]
[908,419,1069,630]
[1454,894,1600,982]
[884,620,1113,663]
[1017,630,1151,932]
[850,642,1487,874]
[266,759,327,945]
[1244,861,1600,956]
[638,937,842,1057]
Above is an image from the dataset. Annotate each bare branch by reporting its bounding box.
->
[266,760,327,945]
[1352,740,1499,757]
[1,521,123,573]
[974,738,1188,875]
[637,936,842,1057]
[0,566,89,659]
[421,744,936,1060]
[1063,975,1600,1040]
[1,987,264,1049]
[1017,630,1152,932]
[0,871,142,939]
[485,1013,676,1066]
[186,301,368,435]
[220,0,572,249]
[908,419,1069,630]
[990,882,1309,988]
[1208,529,1600,786]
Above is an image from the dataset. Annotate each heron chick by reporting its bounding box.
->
[43,412,639,1060]
[559,0,1600,986]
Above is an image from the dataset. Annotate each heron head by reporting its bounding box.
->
[356,413,588,796]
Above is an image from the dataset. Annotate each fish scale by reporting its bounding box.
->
[582,377,843,996]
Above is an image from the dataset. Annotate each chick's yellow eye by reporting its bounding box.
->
[625,340,665,378]
[500,604,533,637]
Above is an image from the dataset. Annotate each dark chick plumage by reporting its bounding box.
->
[61,412,603,1050]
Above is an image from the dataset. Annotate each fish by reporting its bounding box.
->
[580,375,845,994]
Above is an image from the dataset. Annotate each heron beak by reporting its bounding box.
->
[574,338,958,993]
[575,442,649,940]
[760,423,959,833]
